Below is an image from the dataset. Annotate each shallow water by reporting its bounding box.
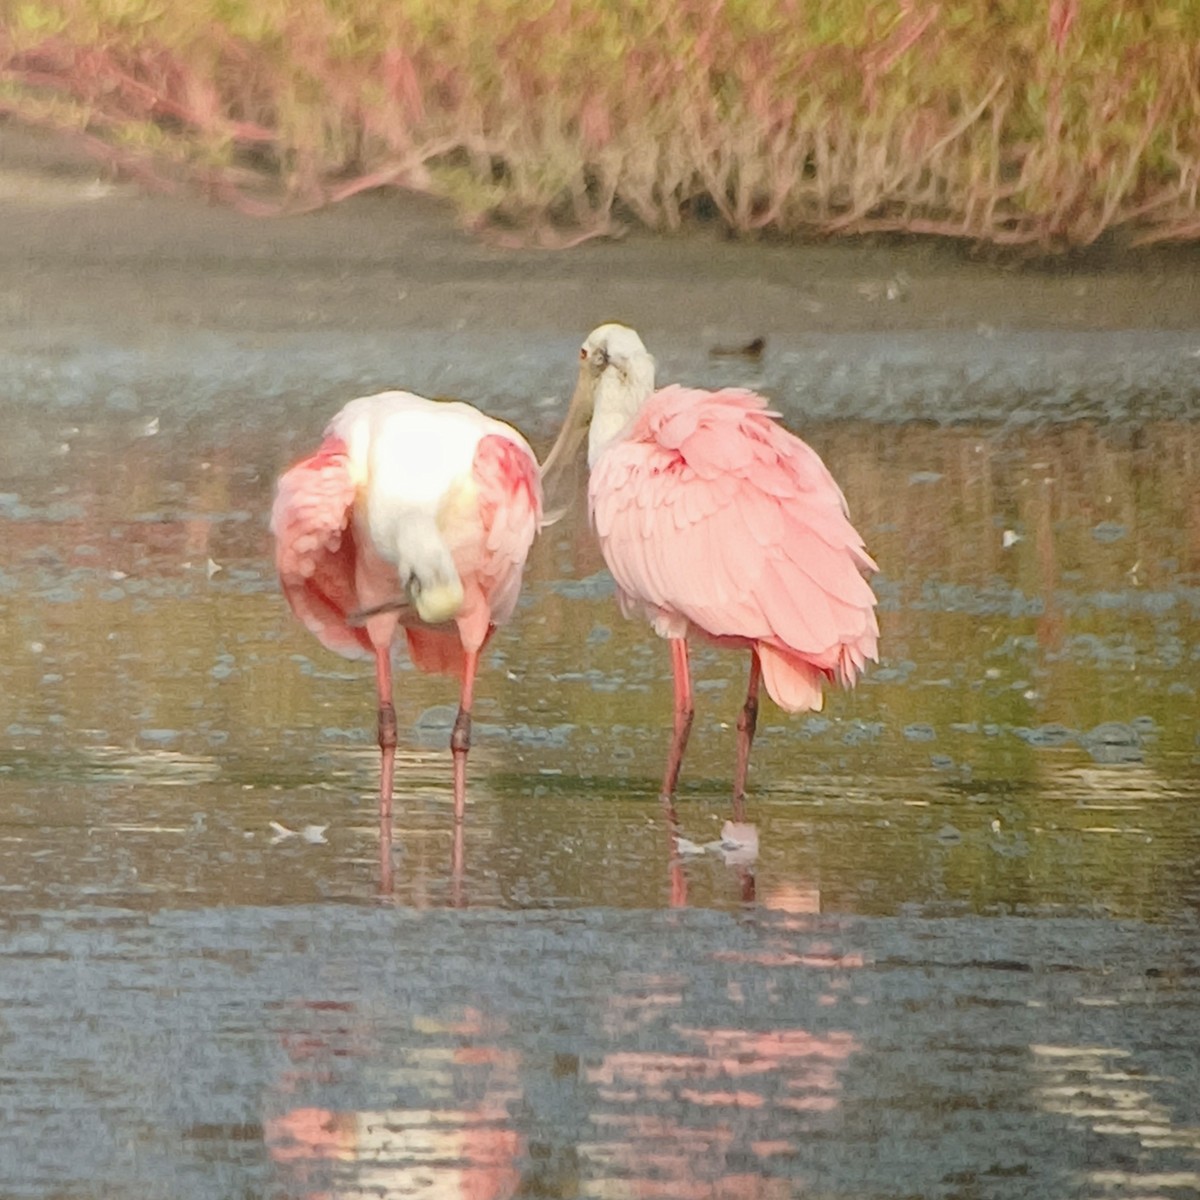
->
[1,341,1199,1198]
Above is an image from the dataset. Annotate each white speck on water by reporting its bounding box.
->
[270,821,329,844]
[715,821,759,866]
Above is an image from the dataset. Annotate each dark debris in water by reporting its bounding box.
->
[1091,521,1128,543]
[1013,724,1074,748]
[547,571,615,600]
[1080,721,1145,765]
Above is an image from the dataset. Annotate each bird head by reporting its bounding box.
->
[540,323,655,522]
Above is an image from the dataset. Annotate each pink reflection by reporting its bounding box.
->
[263,1105,356,1163]
[761,882,822,915]
[662,800,758,907]
[585,1023,860,1196]
[265,1105,521,1200]
[264,1005,522,1200]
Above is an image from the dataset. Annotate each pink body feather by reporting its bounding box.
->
[589,384,878,712]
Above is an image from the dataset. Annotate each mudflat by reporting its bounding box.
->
[3,122,1198,348]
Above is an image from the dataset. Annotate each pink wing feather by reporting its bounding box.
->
[271,435,372,660]
[470,432,543,629]
[590,385,879,712]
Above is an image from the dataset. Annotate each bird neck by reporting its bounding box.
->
[588,355,655,467]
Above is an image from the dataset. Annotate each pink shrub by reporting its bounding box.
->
[1,0,1197,246]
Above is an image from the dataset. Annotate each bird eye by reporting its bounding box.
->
[579,346,587,360]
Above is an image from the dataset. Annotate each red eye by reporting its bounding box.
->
[579,347,587,360]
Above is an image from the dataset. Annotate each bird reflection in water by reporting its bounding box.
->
[263,1005,522,1200]
[662,797,759,907]
[585,942,861,1197]
[262,941,861,1200]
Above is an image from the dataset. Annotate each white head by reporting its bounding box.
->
[577,323,656,466]
[539,324,656,521]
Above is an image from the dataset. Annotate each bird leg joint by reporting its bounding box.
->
[450,710,472,755]
[378,702,398,751]
[737,695,758,739]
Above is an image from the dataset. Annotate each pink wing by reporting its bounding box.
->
[469,432,543,629]
[590,385,879,711]
[271,435,372,660]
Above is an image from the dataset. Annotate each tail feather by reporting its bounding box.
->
[758,644,828,713]
[405,627,466,676]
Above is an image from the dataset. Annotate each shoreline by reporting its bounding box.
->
[1,124,1198,427]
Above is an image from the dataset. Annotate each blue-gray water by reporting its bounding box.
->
[1,333,1199,1199]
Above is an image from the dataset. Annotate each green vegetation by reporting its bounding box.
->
[2,0,1199,246]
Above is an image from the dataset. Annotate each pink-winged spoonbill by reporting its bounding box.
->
[542,324,878,813]
[272,390,542,844]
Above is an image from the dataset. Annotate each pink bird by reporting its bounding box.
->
[542,324,878,811]
[271,390,542,844]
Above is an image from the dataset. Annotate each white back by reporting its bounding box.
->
[327,390,529,621]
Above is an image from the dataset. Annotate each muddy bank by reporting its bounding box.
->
[1,124,1198,428]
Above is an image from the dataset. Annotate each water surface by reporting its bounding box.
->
[1,344,1198,1198]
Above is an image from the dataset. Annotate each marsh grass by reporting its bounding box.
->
[2,0,1198,247]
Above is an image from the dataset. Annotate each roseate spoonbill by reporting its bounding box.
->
[272,390,542,837]
[541,324,878,811]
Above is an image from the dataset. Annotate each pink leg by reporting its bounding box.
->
[661,637,694,799]
[662,795,689,908]
[374,646,397,821]
[450,647,480,829]
[450,818,465,908]
[733,649,762,820]
[379,819,394,896]
[374,646,396,895]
